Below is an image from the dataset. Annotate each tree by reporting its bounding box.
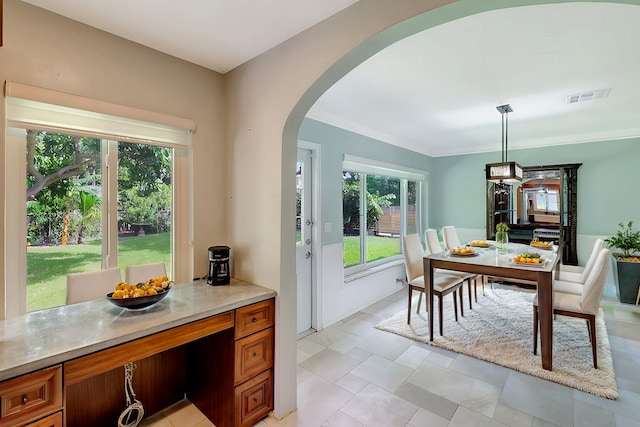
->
[26,130,99,201]
[76,189,101,244]
[24,132,173,244]
[342,172,396,234]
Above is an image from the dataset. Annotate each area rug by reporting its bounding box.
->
[375,288,618,399]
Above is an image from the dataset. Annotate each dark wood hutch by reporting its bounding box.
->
[487,163,581,265]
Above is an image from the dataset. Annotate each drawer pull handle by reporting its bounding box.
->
[253,397,258,403]
[253,352,257,357]
[21,395,28,404]
[252,317,257,323]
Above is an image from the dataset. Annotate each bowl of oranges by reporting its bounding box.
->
[449,247,477,256]
[107,276,172,309]
[512,253,545,267]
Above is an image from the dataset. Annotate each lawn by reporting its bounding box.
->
[27,232,399,311]
[343,235,400,267]
[27,233,170,311]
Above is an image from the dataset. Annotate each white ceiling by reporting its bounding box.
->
[22,1,640,157]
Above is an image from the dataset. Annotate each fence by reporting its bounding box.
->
[376,206,416,236]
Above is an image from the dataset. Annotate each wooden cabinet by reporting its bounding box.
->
[0,291,276,427]
[26,412,62,427]
[234,299,275,427]
[0,366,62,427]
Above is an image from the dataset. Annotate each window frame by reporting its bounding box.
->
[342,156,425,275]
[3,88,194,319]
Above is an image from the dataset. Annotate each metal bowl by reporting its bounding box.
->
[106,288,170,310]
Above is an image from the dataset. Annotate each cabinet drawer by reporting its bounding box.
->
[0,366,62,427]
[235,299,275,339]
[27,412,62,427]
[234,369,273,427]
[234,328,274,385]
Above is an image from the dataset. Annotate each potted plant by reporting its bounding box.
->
[496,222,510,254]
[606,221,640,304]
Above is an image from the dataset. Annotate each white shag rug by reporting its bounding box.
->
[375,288,618,399]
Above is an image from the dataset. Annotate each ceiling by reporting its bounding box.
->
[22,1,640,157]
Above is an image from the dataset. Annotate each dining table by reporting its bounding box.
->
[423,241,560,371]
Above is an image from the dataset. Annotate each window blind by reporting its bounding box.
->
[4,81,195,148]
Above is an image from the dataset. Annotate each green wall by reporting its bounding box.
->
[301,117,640,243]
[432,138,640,237]
[299,118,434,245]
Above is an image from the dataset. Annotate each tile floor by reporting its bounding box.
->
[144,287,640,427]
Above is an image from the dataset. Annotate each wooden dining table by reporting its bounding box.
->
[423,242,560,371]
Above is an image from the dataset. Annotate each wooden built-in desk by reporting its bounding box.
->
[0,279,276,427]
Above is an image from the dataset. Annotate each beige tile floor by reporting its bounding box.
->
[143,286,640,427]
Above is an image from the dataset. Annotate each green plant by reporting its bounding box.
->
[606,221,640,258]
[496,222,510,233]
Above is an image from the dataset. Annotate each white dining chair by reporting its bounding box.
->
[425,228,480,307]
[552,239,605,296]
[553,239,604,296]
[66,267,123,305]
[533,248,610,369]
[441,225,462,250]
[403,234,464,334]
[125,262,167,284]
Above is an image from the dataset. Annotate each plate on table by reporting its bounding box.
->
[107,288,170,310]
[449,249,478,257]
[511,258,547,268]
[469,240,491,248]
[530,241,553,250]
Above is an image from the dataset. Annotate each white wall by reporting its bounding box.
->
[321,243,406,327]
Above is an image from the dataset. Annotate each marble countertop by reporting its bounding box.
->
[0,279,277,381]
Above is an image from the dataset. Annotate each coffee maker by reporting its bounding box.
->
[207,246,230,285]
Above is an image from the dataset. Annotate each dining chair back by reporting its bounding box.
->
[403,234,425,283]
[402,234,464,332]
[425,229,444,255]
[580,248,610,315]
[428,228,483,306]
[579,238,605,283]
[125,262,167,284]
[442,226,462,250]
[560,238,604,276]
[66,267,122,305]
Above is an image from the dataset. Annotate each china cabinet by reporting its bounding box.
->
[487,163,581,265]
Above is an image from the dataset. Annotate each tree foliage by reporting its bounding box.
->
[25,131,172,244]
[343,172,396,235]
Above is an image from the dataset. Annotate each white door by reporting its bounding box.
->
[296,148,313,335]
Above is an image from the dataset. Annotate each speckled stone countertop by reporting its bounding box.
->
[0,279,276,382]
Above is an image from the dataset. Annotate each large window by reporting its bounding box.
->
[4,84,193,318]
[22,133,174,312]
[342,157,424,270]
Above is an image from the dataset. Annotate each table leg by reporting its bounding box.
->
[537,271,553,370]
[424,258,434,341]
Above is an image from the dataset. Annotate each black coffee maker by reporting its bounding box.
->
[207,246,230,285]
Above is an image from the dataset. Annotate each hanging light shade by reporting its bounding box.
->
[486,104,522,183]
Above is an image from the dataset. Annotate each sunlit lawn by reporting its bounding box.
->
[343,235,400,267]
[28,232,398,311]
[27,233,170,311]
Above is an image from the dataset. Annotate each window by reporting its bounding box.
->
[21,134,173,312]
[4,83,193,318]
[535,190,559,213]
[342,156,424,271]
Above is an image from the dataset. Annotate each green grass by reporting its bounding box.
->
[27,233,170,311]
[343,235,400,267]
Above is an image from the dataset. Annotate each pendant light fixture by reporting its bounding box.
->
[486,104,522,183]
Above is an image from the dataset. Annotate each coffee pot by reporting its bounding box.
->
[207,246,230,285]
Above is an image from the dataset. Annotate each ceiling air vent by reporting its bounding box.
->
[566,88,611,104]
